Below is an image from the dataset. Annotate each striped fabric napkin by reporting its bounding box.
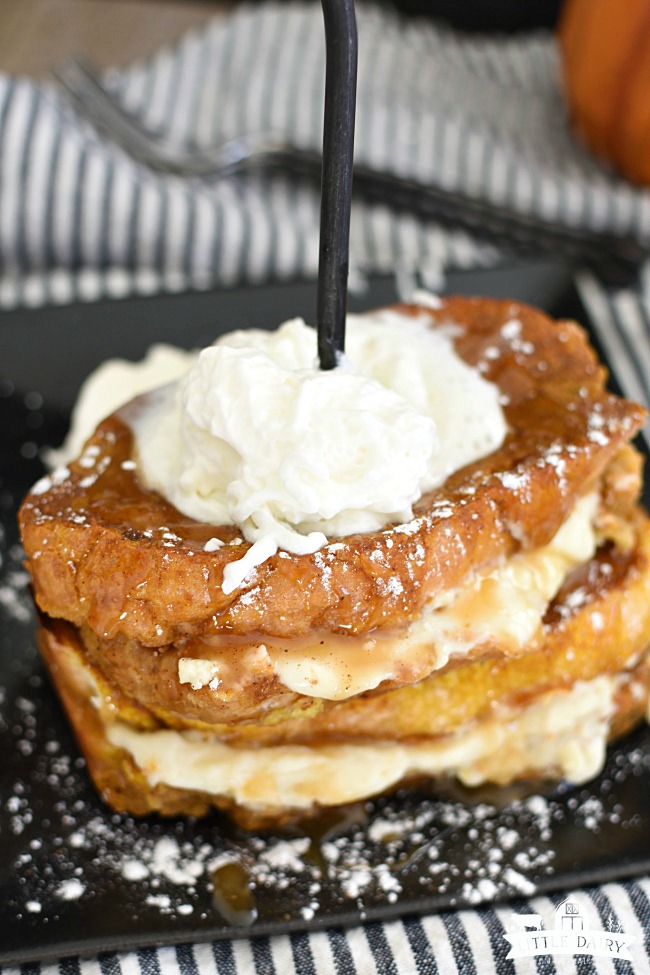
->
[2,4,650,974]
[0,0,649,309]
[1,881,649,973]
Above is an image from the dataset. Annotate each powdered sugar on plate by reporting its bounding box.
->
[0,494,649,938]
[2,351,650,963]
[3,658,649,941]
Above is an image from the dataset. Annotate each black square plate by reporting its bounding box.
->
[1,261,649,965]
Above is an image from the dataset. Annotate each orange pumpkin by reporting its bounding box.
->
[558,0,650,185]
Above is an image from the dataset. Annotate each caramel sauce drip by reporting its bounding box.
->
[210,861,258,927]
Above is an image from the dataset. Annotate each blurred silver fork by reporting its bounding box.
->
[53,56,647,284]
[53,57,311,179]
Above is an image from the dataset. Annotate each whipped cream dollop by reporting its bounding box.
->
[52,343,195,467]
[131,308,507,591]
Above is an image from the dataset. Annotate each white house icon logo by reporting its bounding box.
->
[504,897,634,960]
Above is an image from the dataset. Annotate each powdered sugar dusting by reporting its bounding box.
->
[6,491,633,931]
[56,878,85,901]
[29,466,70,496]
[501,318,535,357]
[3,362,650,950]
[0,561,32,624]
[4,664,649,933]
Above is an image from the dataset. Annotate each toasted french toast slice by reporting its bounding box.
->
[19,298,646,648]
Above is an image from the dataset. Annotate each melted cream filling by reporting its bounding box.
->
[178,493,598,701]
[107,676,616,812]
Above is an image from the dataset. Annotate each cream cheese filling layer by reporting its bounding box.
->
[107,675,616,812]
[178,493,599,701]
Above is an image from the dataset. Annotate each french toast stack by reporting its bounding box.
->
[19,297,650,827]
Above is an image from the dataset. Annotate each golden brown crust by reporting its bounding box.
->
[17,296,650,828]
[37,620,221,819]
[79,623,302,728]
[36,607,650,827]
[63,507,650,734]
[44,507,650,745]
[19,297,647,646]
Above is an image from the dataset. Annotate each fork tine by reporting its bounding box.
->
[54,57,188,172]
[54,57,292,179]
[51,57,646,283]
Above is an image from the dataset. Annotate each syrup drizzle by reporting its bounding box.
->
[210,860,257,927]
[299,803,370,875]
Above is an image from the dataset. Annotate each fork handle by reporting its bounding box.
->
[266,149,647,287]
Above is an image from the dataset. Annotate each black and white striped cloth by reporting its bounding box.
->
[0,0,650,308]
[577,267,650,451]
[2,879,649,974]
[2,4,650,972]
[2,0,650,420]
